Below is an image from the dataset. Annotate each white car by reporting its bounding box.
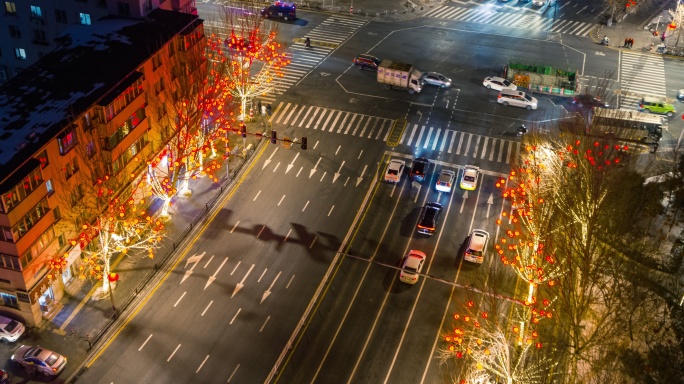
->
[483,76,517,92]
[435,169,456,193]
[422,72,452,88]
[384,159,405,183]
[0,315,24,342]
[399,250,426,284]
[11,345,67,376]
[464,229,490,264]
[460,165,480,191]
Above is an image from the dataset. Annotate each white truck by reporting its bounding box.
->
[377,60,423,94]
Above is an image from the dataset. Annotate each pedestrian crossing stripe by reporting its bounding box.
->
[270,103,521,164]
[424,5,596,36]
[254,16,368,104]
[618,52,667,109]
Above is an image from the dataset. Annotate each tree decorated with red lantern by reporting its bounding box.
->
[145,33,235,217]
[438,289,558,384]
[494,139,567,306]
[218,5,290,121]
[500,133,666,382]
[48,178,165,298]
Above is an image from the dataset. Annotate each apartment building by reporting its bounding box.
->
[0,0,197,82]
[0,8,205,325]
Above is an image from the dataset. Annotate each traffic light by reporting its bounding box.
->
[270,130,277,144]
[301,137,307,150]
[241,124,247,138]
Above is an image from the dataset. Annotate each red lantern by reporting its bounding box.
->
[108,272,120,282]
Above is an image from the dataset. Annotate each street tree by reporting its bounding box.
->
[218,4,290,120]
[145,34,234,217]
[438,280,558,384]
[47,118,165,302]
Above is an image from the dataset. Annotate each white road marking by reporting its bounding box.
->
[167,344,181,362]
[230,308,241,324]
[196,355,209,373]
[201,300,213,316]
[231,261,241,276]
[138,334,153,351]
[259,317,270,333]
[173,292,186,307]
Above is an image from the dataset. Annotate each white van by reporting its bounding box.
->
[464,229,490,264]
[497,89,538,110]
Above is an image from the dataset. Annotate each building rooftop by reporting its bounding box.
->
[0,9,201,186]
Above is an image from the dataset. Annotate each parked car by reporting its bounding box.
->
[11,345,67,376]
[678,89,684,101]
[464,229,490,264]
[483,76,517,92]
[353,54,381,71]
[0,315,25,342]
[260,1,296,20]
[639,96,675,117]
[572,93,609,109]
[409,157,430,183]
[417,202,443,236]
[460,165,480,191]
[421,72,451,88]
[399,250,426,284]
[384,159,405,183]
[435,169,456,193]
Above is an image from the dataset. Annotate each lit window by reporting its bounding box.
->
[14,48,26,60]
[30,5,42,18]
[5,2,17,14]
[79,13,91,25]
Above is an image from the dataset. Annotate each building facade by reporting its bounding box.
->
[0,8,205,325]
[0,0,196,83]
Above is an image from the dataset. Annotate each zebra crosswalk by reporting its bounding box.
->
[261,16,367,103]
[424,5,596,36]
[618,52,667,109]
[270,103,521,164]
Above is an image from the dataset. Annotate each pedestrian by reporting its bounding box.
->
[661,34,666,42]
[257,100,262,113]
[261,105,266,116]
[630,38,634,48]
[624,37,629,47]
[266,104,272,115]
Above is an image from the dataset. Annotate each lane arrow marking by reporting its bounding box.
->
[260,271,281,304]
[232,264,255,298]
[182,252,205,284]
[204,256,228,290]
[263,147,279,170]
[460,190,469,213]
[333,161,345,183]
[310,157,322,178]
[486,194,494,218]
[356,164,367,187]
[286,153,300,174]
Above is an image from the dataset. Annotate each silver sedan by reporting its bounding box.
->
[421,72,452,88]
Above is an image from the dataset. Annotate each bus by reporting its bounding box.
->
[591,109,663,143]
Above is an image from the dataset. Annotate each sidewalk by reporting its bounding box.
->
[592,0,675,53]
[0,130,266,383]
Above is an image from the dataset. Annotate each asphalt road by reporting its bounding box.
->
[65,2,684,384]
